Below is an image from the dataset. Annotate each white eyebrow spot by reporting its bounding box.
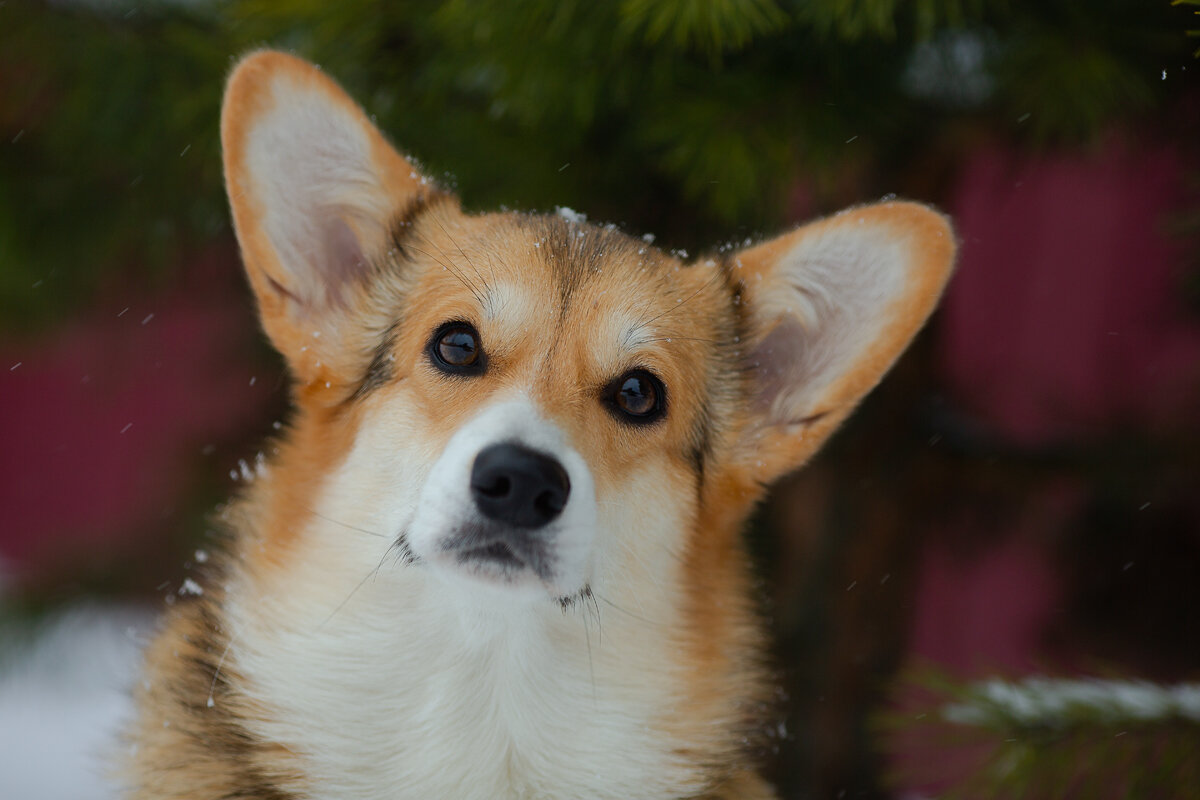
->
[483,281,537,325]
[605,308,653,352]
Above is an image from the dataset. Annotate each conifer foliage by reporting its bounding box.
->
[0,0,1194,328]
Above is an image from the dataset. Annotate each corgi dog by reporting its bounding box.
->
[126,51,955,800]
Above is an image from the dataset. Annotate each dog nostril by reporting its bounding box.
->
[535,488,566,517]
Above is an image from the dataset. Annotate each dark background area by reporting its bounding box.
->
[2,1,1198,797]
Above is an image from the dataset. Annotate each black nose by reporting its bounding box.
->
[470,443,570,529]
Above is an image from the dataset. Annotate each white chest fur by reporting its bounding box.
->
[230,568,706,800]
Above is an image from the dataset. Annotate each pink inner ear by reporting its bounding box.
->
[749,318,811,417]
[318,215,369,308]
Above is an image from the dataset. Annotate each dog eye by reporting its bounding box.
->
[607,370,665,423]
[429,322,484,374]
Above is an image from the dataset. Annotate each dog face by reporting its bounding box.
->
[370,207,767,608]
[220,50,954,618]
[258,202,748,613]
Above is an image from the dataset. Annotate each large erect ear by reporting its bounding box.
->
[732,201,956,483]
[221,50,432,387]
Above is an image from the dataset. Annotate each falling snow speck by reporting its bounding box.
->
[556,206,586,224]
[9,362,20,371]
[121,423,133,434]
[179,578,203,596]
[195,549,209,563]
[141,313,154,325]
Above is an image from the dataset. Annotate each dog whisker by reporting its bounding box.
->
[643,335,720,345]
[206,631,237,710]
[411,229,489,306]
[406,243,485,306]
[594,591,663,628]
[585,585,603,648]
[636,269,723,329]
[301,506,389,539]
[431,216,493,298]
[319,536,406,628]
[580,596,598,707]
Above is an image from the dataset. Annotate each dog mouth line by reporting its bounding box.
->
[439,524,561,582]
[457,540,526,569]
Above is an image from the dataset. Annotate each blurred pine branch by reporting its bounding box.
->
[1175,0,1200,56]
[883,671,1200,799]
[0,0,1193,331]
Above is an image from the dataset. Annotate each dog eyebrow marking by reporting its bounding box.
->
[518,214,640,313]
[481,280,533,323]
[350,322,400,401]
[687,398,713,488]
[618,318,654,351]
[387,189,449,263]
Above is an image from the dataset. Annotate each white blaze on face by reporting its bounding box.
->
[406,397,598,602]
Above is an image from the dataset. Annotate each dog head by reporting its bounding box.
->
[220,51,955,612]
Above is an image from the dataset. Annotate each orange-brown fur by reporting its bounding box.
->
[127,51,955,799]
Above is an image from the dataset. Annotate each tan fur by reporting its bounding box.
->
[127,51,956,799]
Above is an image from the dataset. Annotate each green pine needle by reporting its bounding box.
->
[619,0,788,55]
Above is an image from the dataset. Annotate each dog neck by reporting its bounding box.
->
[220,539,723,800]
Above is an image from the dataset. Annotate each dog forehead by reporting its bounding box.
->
[495,214,713,321]
[506,223,719,366]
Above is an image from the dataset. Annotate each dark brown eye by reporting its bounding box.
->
[430,322,484,374]
[607,370,665,423]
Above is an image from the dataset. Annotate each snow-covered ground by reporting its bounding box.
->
[0,604,156,800]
